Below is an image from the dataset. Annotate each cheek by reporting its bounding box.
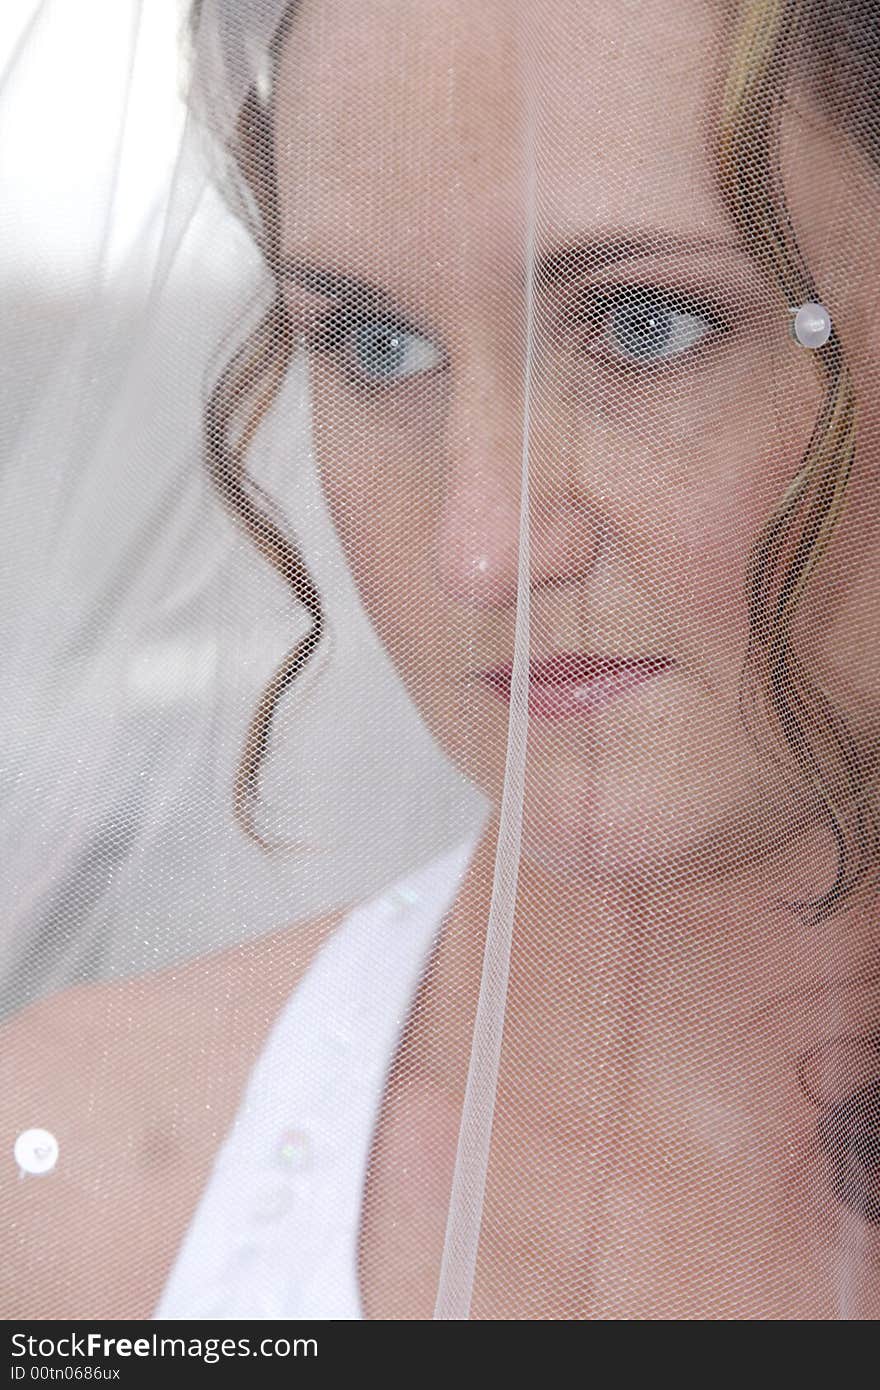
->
[571,368,826,683]
[311,378,443,657]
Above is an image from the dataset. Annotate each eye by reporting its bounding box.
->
[576,285,726,369]
[311,284,724,386]
[312,305,445,388]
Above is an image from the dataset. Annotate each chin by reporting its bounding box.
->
[516,765,665,888]
[511,744,762,896]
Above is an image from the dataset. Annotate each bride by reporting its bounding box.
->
[2,0,880,1320]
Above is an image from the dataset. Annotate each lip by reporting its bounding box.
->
[477,654,676,719]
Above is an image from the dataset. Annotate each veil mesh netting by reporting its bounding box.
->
[2,0,880,1321]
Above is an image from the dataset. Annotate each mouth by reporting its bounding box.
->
[476,653,676,720]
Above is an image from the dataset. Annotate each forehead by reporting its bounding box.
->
[274,0,730,277]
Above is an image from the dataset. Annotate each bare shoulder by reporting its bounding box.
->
[0,910,344,1320]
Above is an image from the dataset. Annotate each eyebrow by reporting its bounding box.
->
[277,231,745,309]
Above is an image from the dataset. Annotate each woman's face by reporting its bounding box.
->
[273,0,880,890]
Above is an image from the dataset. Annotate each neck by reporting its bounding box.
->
[421,807,880,1110]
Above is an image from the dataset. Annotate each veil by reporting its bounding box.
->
[3,0,880,1321]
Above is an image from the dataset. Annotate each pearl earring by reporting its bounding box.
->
[791,302,832,349]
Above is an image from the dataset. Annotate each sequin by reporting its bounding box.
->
[276,1127,311,1170]
[389,885,421,910]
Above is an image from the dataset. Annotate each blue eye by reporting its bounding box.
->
[351,319,443,382]
[315,306,445,386]
[599,288,724,367]
[312,285,724,387]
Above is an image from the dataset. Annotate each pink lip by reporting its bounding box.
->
[477,654,675,719]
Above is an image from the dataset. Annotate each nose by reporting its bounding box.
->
[433,366,604,608]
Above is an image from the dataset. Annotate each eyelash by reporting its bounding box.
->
[306,283,731,391]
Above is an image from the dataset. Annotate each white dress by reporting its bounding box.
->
[152,834,478,1320]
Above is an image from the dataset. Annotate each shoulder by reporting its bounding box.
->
[0,910,344,1319]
